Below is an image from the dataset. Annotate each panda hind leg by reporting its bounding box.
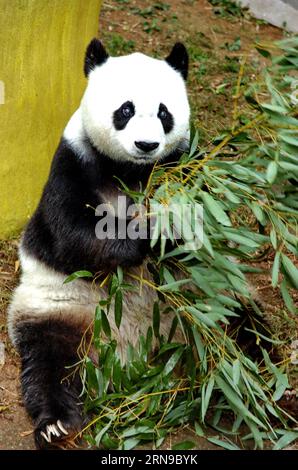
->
[15,317,86,449]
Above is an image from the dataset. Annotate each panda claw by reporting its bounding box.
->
[51,424,60,437]
[38,421,71,447]
[40,430,51,443]
[57,420,69,436]
[46,425,53,441]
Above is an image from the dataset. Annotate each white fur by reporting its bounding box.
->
[9,51,189,363]
[63,108,87,158]
[8,247,178,363]
[64,52,190,164]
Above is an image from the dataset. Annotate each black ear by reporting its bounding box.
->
[165,43,188,80]
[84,38,109,77]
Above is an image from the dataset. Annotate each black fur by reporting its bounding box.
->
[84,38,109,77]
[15,318,85,449]
[113,101,135,130]
[165,42,189,81]
[22,138,182,276]
[16,41,189,450]
[158,103,174,134]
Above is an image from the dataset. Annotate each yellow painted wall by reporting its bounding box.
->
[0,0,101,238]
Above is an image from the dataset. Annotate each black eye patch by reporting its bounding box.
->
[113,101,135,130]
[158,103,174,134]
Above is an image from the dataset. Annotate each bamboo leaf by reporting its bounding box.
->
[207,437,240,450]
[273,431,298,450]
[280,279,297,314]
[261,103,287,114]
[223,231,259,248]
[114,289,123,329]
[63,270,93,284]
[202,193,232,227]
[189,130,199,157]
[201,376,214,422]
[270,229,277,249]
[272,252,281,288]
[279,133,298,147]
[281,254,298,289]
[163,347,184,376]
[266,161,278,184]
[172,441,196,450]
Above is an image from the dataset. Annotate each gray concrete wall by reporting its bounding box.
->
[282,0,298,9]
[238,0,298,32]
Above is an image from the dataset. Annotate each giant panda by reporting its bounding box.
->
[8,39,190,449]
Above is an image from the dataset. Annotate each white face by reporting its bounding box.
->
[80,53,190,164]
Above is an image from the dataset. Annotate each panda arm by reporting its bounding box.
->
[23,150,150,274]
[46,187,149,273]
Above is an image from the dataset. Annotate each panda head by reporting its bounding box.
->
[80,39,190,164]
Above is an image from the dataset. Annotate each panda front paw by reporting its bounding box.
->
[103,238,150,269]
[34,415,83,449]
[120,238,151,267]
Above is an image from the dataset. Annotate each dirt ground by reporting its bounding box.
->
[1,0,296,451]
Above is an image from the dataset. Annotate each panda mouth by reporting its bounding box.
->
[134,153,158,163]
[135,148,158,158]
[137,152,155,158]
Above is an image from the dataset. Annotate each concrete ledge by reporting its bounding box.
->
[238,0,298,33]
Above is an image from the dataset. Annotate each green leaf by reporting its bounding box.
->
[109,274,119,296]
[280,279,297,314]
[172,441,196,450]
[223,231,259,248]
[250,202,266,225]
[159,279,190,292]
[117,266,123,284]
[273,431,298,450]
[272,252,281,288]
[232,360,241,386]
[226,273,249,296]
[272,381,287,402]
[163,347,184,376]
[279,161,298,173]
[63,270,93,284]
[113,358,122,391]
[244,328,284,345]
[202,193,231,227]
[192,326,206,367]
[270,229,277,249]
[187,306,218,328]
[101,433,118,449]
[121,424,154,438]
[202,231,214,257]
[85,357,98,391]
[114,289,123,329]
[194,421,205,437]
[255,46,271,59]
[207,437,240,450]
[189,130,199,157]
[279,133,298,147]
[266,161,278,184]
[215,376,265,427]
[122,438,140,450]
[95,420,114,446]
[201,376,214,422]
[261,103,287,114]
[191,268,215,296]
[281,254,298,289]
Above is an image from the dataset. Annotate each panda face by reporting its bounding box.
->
[80,42,190,164]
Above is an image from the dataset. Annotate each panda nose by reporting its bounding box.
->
[135,141,159,153]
